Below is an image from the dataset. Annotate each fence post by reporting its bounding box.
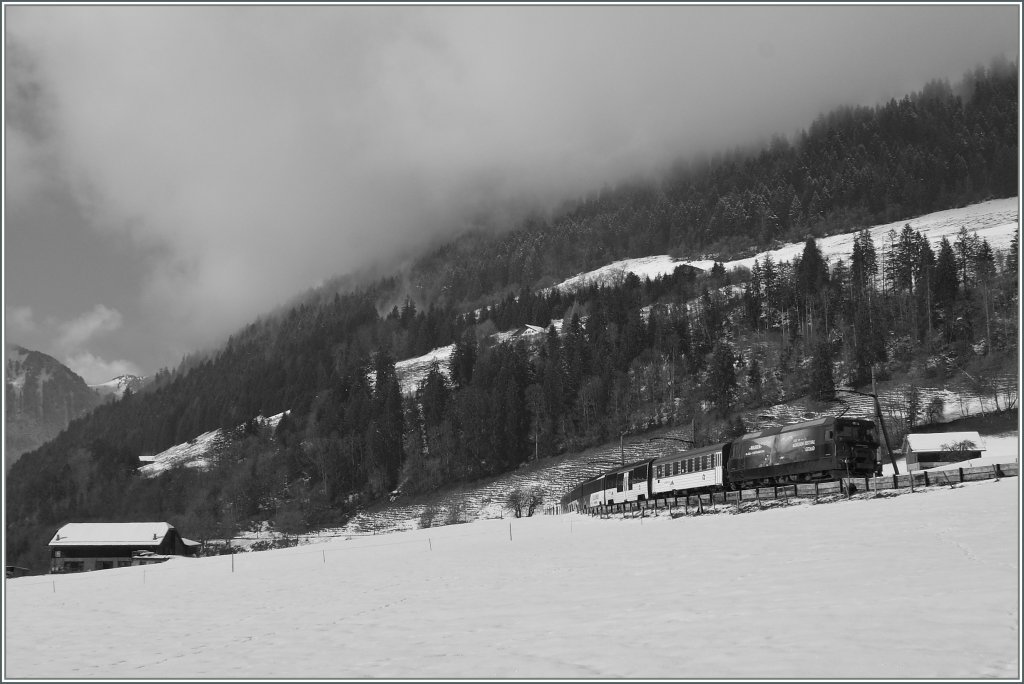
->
[924,471,929,487]
[958,467,964,484]
[814,481,819,503]
[909,473,914,493]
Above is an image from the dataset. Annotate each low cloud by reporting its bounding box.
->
[5,6,1019,370]
[62,352,141,385]
[6,305,38,337]
[55,304,123,354]
[5,303,137,383]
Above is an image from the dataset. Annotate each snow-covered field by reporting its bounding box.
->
[5,478,1018,679]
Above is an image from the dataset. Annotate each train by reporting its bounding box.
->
[561,416,882,512]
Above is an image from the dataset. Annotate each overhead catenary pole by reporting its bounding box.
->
[871,368,899,475]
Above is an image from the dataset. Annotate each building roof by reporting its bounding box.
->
[903,432,985,453]
[49,522,174,547]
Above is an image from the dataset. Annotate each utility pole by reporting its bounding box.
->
[620,432,624,467]
[871,368,898,475]
[836,379,898,476]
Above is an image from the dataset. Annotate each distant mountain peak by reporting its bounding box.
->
[89,374,148,399]
[5,345,102,469]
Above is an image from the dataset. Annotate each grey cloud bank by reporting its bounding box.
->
[4,5,1019,380]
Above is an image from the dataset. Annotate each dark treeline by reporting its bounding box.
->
[6,62,1018,573]
[408,61,1017,307]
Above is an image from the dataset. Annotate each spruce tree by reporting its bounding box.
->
[706,341,737,415]
[809,340,836,402]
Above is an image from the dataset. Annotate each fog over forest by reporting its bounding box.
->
[4,5,1019,381]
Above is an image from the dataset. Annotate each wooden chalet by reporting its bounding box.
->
[48,522,199,573]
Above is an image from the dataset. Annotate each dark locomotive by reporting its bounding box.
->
[561,416,881,512]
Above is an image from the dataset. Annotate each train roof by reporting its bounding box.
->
[607,459,654,475]
[650,441,729,466]
[739,415,876,440]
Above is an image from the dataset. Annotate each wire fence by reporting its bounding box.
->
[548,461,1019,516]
[10,461,1015,593]
[7,518,546,592]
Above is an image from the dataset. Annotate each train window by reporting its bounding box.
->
[686,458,693,473]
[672,461,679,476]
[702,455,709,470]
[656,465,663,479]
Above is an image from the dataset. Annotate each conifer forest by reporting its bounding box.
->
[5,62,1018,573]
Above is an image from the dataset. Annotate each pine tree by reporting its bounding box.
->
[746,356,764,406]
[809,340,836,402]
[851,229,878,292]
[372,347,404,492]
[706,341,737,415]
[449,330,477,389]
[418,361,450,427]
[932,237,959,311]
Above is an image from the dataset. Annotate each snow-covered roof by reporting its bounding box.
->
[49,522,173,547]
[903,432,985,453]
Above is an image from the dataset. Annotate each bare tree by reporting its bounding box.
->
[525,486,546,517]
[941,439,979,463]
[505,488,524,518]
[925,396,945,424]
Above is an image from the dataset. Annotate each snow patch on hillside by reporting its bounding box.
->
[551,255,711,294]
[393,344,455,395]
[139,412,289,477]
[90,374,146,399]
[548,197,1018,292]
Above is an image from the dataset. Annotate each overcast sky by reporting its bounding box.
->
[4,4,1019,383]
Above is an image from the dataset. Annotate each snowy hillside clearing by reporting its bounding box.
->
[5,477,1017,679]
[133,199,1018,475]
[138,411,288,477]
[548,196,1018,294]
[394,197,1017,399]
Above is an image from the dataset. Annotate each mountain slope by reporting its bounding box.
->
[4,345,104,469]
[89,374,148,400]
